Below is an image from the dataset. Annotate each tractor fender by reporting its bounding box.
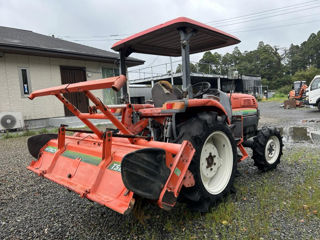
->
[160,98,230,122]
[185,99,231,124]
[161,99,230,141]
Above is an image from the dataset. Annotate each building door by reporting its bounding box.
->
[60,66,89,116]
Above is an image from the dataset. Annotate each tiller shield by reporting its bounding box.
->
[27,76,195,214]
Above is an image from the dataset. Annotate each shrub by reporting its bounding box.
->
[276,85,292,95]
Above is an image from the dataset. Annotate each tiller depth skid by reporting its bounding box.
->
[27,75,195,214]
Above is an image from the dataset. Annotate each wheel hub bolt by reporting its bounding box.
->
[206,152,216,168]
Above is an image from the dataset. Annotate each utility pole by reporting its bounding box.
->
[170,57,174,85]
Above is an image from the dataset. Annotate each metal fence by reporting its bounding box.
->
[128,60,224,82]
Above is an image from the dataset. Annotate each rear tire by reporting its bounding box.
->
[174,112,237,212]
[252,127,283,171]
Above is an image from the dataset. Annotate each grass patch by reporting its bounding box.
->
[261,93,288,102]
[284,149,320,219]
[288,167,320,219]
[1,128,58,139]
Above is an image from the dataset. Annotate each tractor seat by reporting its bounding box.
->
[151,81,183,107]
[204,89,232,119]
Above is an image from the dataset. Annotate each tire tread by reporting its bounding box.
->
[173,112,237,212]
[252,127,283,171]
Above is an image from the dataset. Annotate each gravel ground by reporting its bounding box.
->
[1,101,320,239]
[258,101,320,129]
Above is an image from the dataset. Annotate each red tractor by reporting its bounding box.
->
[27,17,283,213]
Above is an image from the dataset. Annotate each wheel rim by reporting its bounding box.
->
[200,131,233,195]
[265,136,280,164]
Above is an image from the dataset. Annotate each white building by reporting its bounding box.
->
[0,26,143,128]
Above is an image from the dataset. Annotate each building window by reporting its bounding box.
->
[19,68,31,96]
[102,67,120,105]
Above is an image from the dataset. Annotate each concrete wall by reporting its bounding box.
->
[0,53,116,120]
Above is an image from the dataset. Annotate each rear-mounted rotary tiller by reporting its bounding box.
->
[27,76,195,214]
[27,17,283,214]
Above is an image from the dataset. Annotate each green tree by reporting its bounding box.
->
[232,47,242,66]
[221,53,234,75]
[198,51,222,74]
[175,63,198,73]
[287,44,304,74]
[175,30,320,91]
[291,66,320,85]
[286,31,320,74]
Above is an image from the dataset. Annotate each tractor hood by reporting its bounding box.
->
[111,17,240,56]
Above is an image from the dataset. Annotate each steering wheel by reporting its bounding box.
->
[191,81,211,98]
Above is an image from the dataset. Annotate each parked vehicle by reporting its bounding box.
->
[27,17,283,214]
[306,75,320,110]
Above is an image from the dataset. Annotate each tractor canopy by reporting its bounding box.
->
[111,17,240,57]
[112,17,240,98]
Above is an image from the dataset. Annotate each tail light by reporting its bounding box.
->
[161,101,186,112]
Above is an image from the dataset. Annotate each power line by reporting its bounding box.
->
[146,56,160,67]
[214,4,320,28]
[206,0,320,24]
[68,38,122,42]
[57,1,320,44]
[64,10,320,43]
[59,33,130,39]
[231,19,320,33]
[223,13,317,32]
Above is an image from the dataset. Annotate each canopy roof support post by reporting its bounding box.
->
[179,28,196,99]
[119,49,129,103]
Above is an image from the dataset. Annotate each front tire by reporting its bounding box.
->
[252,127,283,171]
[174,112,237,212]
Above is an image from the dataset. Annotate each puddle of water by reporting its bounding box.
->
[281,126,313,143]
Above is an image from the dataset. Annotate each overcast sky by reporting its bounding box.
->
[1,0,320,75]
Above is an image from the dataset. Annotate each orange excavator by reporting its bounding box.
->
[286,81,308,108]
